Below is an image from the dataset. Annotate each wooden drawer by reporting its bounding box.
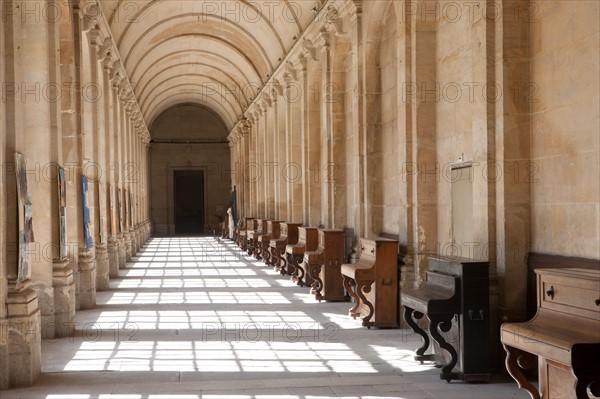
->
[537,268,600,321]
[360,240,376,262]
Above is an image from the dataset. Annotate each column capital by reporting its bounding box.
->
[316,28,332,53]
[77,0,101,32]
[324,5,344,35]
[284,61,298,82]
[261,92,272,109]
[297,53,308,72]
[302,38,318,61]
[271,79,283,98]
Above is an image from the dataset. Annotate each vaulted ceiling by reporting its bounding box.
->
[100,0,320,130]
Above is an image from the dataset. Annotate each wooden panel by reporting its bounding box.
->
[527,253,600,318]
[540,358,577,399]
[538,268,600,320]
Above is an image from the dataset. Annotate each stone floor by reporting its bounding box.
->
[3,237,529,399]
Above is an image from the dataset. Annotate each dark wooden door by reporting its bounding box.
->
[174,170,204,234]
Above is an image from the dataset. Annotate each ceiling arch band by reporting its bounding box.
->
[99,0,318,130]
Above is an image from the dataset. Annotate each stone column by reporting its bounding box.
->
[104,55,119,279]
[11,0,55,347]
[92,35,110,291]
[254,107,265,219]
[77,24,99,308]
[113,77,126,269]
[349,2,367,238]
[121,94,133,261]
[299,47,323,227]
[0,2,8,387]
[409,3,438,284]
[284,68,303,223]
[273,81,287,222]
[318,30,335,228]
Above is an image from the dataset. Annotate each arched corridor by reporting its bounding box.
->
[1,0,598,396]
[2,237,526,398]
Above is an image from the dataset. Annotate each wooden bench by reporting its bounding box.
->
[501,267,600,399]
[305,229,347,301]
[237,217,255,251]
[340,237,398,328]
[258,221,282,264]
[269,223,301,272]
[247,219,266,258]
[402,256,490,382]
[285,227,318,285]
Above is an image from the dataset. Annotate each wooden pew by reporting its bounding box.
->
[258,221,282,264]
[237,217,255,251]
[247,219,266,258]
[305,229,347,301]
[269,223,301,272]
[285,227,318,282]
[401,256,491,382]
[340,237,398,328]
[501,267,600,399]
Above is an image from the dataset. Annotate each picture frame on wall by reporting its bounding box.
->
[118,187,123,234]
[124,189,129,231]
[15,152,34,283]
[58,166,68,260]
[110,185,117,237]
[98,181,106,245]
[82,175,93,249]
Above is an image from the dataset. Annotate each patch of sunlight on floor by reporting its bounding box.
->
[322,312,366,330]
[63,340,377,373]
[102,291,291,305]
[87,309,324,330]
[46,396,90,399]
[98,395,142,399]
[113,277,272,289]
[370,344,433,372]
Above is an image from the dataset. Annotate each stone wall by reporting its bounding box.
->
[150,105,231,235]
[530,0,600,259]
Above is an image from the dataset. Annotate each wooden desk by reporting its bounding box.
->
[286,227,318,286]
[341,237,398,328]
[237,217,255,251]
[247,219,266,258]
[270,223,302,273]
[501,268,600,399]
[259,221,282,265]
[306,229,347,301]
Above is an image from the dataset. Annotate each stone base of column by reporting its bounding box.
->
[6,280,41,388]
[117,235,126,269]
[0,317,9,390]
[78,248,97,310]
[108,237,120,278]
[95,243,109,291]
[131,227,138,255]
[124,232,132,261]
[147,220,152,241]
[52,258,75,338]
[142,222,148,244]
[30,280,54,339]
[136,225,143,248]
